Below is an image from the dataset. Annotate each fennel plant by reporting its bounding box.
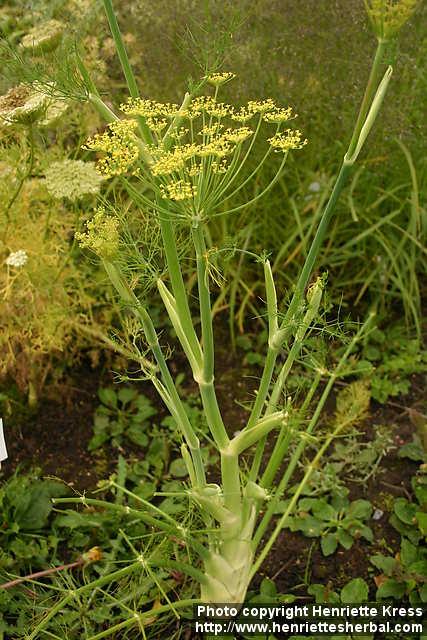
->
[39,0,419,635]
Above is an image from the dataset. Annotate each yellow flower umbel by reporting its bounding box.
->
[84,120,140,177]
[364,0,418,40]
[76,208,120,260]
[84,74,306,220]
[160,180,197,202]
[268,129,307,152]
[206,72,236,87]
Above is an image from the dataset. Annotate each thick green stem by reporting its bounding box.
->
[220,450,241,512]
[103,261,205,486]
[254,314,374,546]
[347,39,387,159]
[192,225,215,383]
[158,210,202,363]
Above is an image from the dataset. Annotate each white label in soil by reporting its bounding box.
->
[0,419,8,466]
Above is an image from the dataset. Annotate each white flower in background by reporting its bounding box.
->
[0,85,49,127]
[20,20,64,54]
[308,181,321,193]
[45,159,103,201]
[5,250,28,268]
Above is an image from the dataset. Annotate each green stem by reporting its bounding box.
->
[102,261,205,485]
[254,314,374,545]
[52,497,174,532]
[261,371,322,489]
[101,0,152,144]
[347,39,387,159]
[251,420,349,578]
[158,208,202,362]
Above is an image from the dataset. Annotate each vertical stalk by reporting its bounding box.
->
[103,261,205,486]
[347,39,388,158]
[192,225,214,384]
[248,39,388,431]
[254,315,374,546]
[158,207,202,367]
[191,222,229,449]
[101,0,153,144]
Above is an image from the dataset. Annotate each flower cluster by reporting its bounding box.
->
[76,208,120,259]
[364,0,418,39]
[160,180,197,201]
[150,144,199,177]
[121,98,181,119]
[206,72,236,86]
[84,78,306,213]
[83,120,140,177]
[0,85,48,127]
[5,250,28,268]
[263,107,295,123]
[45,159,103,201]
[20,20,64,54]
[268,129,307,152]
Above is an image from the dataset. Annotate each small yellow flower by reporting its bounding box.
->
[263,107,295,123]
[231,107,255,123]
[268,129,307,152]
[146,117,168,134]
[198,137,234,159]
[150,144,198,176]
[120,98,162,118]
[204,101,234,119]
[84,119,140,177]
[76,208,120,259]
[200,123,224,137]
[223,127,253,144]
[206,72,236,87]
[161,180,197,201]
[211,159,228,174]
[248,99,276,114]
[364,0,418,39]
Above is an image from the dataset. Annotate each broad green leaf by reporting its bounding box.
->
[348,499,372,520]
[312,501,337,522]
[98,387,117,408]
[117,387,138,404]
[416,512,427,536]
[169,458,189,478]
[370,554,397,575]
[126,425,148,447]
[291,514,324,537]
[376,578,406,599]
[321,533,338,556]
[394,498,417,525]
[337,529,354,550]
[260,578,277,598]
[341,578,369,604]
[400,538,417,566]
[14,480,68,530]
